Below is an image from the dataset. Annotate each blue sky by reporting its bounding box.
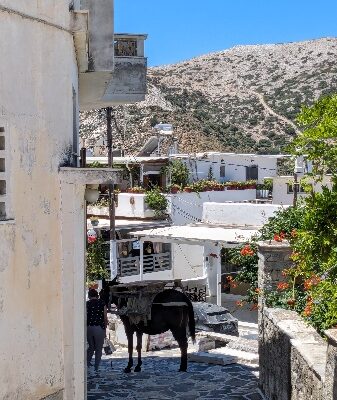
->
[115,0,337,67]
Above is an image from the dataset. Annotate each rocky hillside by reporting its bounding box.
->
[80,38,337,155]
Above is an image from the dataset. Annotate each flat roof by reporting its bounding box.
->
[130,224,258,246]
[86,156,168,165]
[87,218,169,231]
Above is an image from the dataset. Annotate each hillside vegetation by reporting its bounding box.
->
[80,38,337,155]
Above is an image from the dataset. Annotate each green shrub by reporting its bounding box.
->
[145,188,168,217]
[86,237,109,283]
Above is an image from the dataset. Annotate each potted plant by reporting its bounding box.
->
[246,180,257,189]
[144,187,168,218]
[168,184,181,194]
[183,185,193,193]
[127,186,146,194]
[90,216,99,226]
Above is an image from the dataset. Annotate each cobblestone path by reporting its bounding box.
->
[87,348,264,400]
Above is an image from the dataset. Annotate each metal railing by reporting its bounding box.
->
[117,252,171,277]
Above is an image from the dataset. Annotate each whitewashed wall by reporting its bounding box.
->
[168,190,256,225]
[202,202,286,226]
[115,193,155,218]
[171,244,204,280]
[0,2,79,399]
[173,153,283,183]
[272,175,332,205]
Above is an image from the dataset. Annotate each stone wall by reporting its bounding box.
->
[258,241,337,400]
[260,307,326,400]
[323,330,337,400]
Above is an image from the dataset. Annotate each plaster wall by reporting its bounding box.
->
[272,175,332,205]
[172,244,204,280]
[115,193,155,218]
[177,153,281,183]
[0,3,79,399]
[168,190,256,225]
[202,203,285,226]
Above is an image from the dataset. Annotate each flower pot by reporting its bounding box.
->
[170,188,179,194]
[184,188,192,193]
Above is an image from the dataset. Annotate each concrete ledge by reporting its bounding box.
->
[59,167,123,185]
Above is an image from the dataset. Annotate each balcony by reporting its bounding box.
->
[116,252,172,283]
[118,252,171,276]
[75,1,147,110]
[105,34,148,104]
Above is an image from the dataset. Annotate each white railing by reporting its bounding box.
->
[117,252,171,277]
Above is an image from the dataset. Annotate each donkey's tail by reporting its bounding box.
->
[186,296,196,343]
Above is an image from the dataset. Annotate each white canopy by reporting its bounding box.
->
[130,224,259,247]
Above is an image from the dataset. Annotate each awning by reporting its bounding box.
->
[130,224,259,247]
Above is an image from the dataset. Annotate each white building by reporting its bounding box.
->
[272,175,332,205]
[172,152,289,183]
[130,203,284,305]
[0,1,146,399]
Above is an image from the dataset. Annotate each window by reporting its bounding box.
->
[114,40,137,57]
[246,165,258,180]
[220,165,226,178]
[287,183,312,194]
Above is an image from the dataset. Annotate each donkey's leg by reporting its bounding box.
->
[124,328,134,373]
[172,327,188,372]
[134,331,143,372]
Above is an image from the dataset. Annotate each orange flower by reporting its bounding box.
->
[255,288,262,295]
[231,282,238,289]
[240,244,254,256]
[274,232,286,242]
[304,275,321,290]
[277,282,289,291]
[226,276,233,282]
[303,304,312,316]
[236,300,244,307]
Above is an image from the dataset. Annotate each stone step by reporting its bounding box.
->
[188,351,237,366]
[196,331,258,354]
[188,346,259,366]
[209,347,259,365]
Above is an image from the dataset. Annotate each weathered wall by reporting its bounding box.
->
[260,308,326,400]
[257,242,337,400]
[0,2,79,399]
[323,330,337,400]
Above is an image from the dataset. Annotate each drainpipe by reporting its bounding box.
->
[107,107,117,279]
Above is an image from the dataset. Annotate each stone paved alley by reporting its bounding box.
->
[87,347,264,400]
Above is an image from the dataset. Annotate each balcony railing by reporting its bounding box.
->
[117,252,171,277]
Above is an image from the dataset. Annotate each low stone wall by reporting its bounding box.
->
[258,241,337,400]
[260,308,326,400]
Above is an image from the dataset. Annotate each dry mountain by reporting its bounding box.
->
[80,37,337,155]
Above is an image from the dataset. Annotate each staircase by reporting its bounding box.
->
[188,322,259,367]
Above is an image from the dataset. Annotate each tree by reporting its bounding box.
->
[289,94,337,183]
